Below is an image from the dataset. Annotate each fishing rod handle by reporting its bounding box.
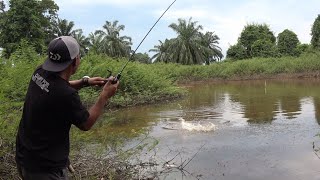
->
[104,74,121,84]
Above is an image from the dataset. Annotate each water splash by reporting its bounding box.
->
[180,118,216,132]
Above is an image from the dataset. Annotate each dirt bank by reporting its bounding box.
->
[177,71,320,85]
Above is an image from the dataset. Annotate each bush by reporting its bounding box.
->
[73,54,184,106]
[226,43,247,60]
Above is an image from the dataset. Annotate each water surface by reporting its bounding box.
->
[98,79,320,180]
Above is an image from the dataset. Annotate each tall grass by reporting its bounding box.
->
[73,53,185,106]
[148,51,320,82]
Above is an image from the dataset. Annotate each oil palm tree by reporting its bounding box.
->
[96,20,132,58]
[88,32,105,54]
[168,18,209,65]
[149,39,173,63]
[72,29,89,56]
[199,31,223,64]
[55,18,75,37]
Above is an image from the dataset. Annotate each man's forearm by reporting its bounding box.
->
[81,95,109,131]
[69,79,83,90]
[77,77,118,131]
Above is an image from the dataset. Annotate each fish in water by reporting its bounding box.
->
[180,118,216,132]
[161,118,216,132]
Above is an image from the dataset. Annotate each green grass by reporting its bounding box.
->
[148,51,320,82]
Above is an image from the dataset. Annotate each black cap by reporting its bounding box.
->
[43,36,80,72]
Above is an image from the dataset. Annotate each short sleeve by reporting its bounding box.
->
[65,92,89,126]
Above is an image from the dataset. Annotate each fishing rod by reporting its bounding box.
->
[108,0,177,83]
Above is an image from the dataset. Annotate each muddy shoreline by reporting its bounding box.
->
[177,71,320,85]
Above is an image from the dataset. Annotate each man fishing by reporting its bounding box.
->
[15,36,119,180]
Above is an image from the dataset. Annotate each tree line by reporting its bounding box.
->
[0,0,320,65]
[226,20,320,60]
[0,0,223,65]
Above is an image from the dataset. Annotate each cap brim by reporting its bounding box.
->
[42,58,74,72]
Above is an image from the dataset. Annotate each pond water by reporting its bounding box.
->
[99,79,320,180]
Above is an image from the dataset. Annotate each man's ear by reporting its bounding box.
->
[72,58,77,67]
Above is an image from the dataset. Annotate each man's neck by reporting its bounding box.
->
[59,69,72,81]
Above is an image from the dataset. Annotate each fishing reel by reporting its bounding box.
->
[104,69,120,84]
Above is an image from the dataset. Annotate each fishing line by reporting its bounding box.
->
[110,0,177,83]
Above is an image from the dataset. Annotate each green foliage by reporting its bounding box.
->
[168,18,206,65]
[0,103,21,153]
[51,18,89,56]
[277,29,300,56]
[226,43,247,60]
[0,0,59,58]
[297,43,311,54]
[146,51,320,82]
[251,39,279,58]
[88,32,104,55]
[0,43,42,157]
[54,18,75,36]
[149,39,172,63]
[169,18,223,65]
[72,53,184,107]
[133,52,150,64]
[150,18,223,65]
[0,1,5,35]
[238,24,276,58]
[311,14,320,49]
[1,41,42,101]
[72,29,90,57]
[0,1,5,11]
[199,31,224,64]
[93,20,132,58]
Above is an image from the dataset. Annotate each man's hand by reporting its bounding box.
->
[101,76,119,99]
[87,77,107,87]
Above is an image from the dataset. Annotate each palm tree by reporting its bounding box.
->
[149,39,173,63]
[96,20,132,58]
[199,31,223,64]
[88,32,105,54]
[54,18,76,37]
[72,29,89,56]
[168,18,209,65]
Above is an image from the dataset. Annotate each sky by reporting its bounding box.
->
[5,0,320,58]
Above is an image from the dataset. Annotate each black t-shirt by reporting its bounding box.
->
[16,66,89,172]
